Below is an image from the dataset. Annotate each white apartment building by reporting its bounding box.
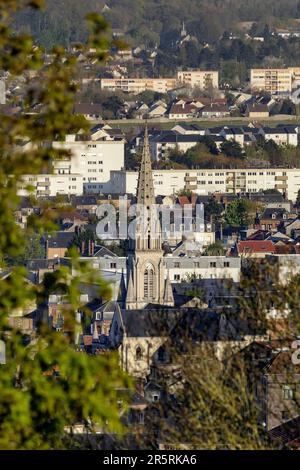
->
[18,173,83,197]
[100,70,219,95]
[250,68,300,94]
[177,70,219,90]
[52,134,125,194]
[165,255,241,283]
[108,168,300,202]
[100,78,177,94]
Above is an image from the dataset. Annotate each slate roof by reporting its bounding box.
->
[45,232,75,249]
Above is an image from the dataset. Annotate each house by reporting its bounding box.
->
[246,104,270,118]
[258,127,298,147]
[168,101,200,119]
[73,103,102,120]
[44,232,75,259]
[200,104,230,118]
[220,127,245,146]
[172,123,206,135]
[256,208,290,231]
[242,341,300,432]
[236,240,276,258]
[147,101,167,119]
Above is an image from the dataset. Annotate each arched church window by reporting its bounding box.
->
[136,346,143,361]
[144,263,155,299]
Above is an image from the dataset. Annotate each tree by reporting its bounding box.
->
[0,1,130,450]
[203,240,226,256]
[225,199,251,228]
[220,140,243,159]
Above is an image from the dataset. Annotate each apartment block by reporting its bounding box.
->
[52,134,125,194]
[177,70,219,90]
[100,78,177,94]
[18,173,83,197]
[250,68,293,94]
[108,168,300,202]
[100,70,219,95]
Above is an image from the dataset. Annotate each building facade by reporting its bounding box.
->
[52,134,125,194]
[250,68,298,94]
[108,168,300,202]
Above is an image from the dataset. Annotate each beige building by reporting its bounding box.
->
[177,70,219,90]
[250,68,300,94]
[100,77,177,94]
[100,70,219,95]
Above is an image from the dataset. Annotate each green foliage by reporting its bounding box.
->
[225,199,252,228]
[203,240,226,256]
[0,1,130,450]
[220,140,243,159]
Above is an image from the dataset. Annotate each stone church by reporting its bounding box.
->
[125,126,174,310]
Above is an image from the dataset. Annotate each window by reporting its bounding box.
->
[110,263,117,269]
[224,262,230,268]
[210,262,216,268]
[174,262,180,268]
[144,264,154,299]
[136,346,143,361]
[283,385,295,400]
[174,274,180,281]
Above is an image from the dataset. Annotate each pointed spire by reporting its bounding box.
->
[126,271,135,307]
[118,269,127,308]
[137,123,155,206]
[92,322,99,342]
[163,271,174,306]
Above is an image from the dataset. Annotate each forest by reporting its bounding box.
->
[12,1,300,85]
[13,0,300,48]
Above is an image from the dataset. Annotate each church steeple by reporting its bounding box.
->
[135,125,162,252]
[125,123,174,310]
[136,125,155,207]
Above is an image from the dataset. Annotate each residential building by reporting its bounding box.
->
[177,70,219,90]
[200,104,230,118]
[52,132,125,194]
[250,68,293,94]
[258,127,298,146]
[100,78,177,94]
[108,168,300,202]
[246,104,270,118]
[18,173,83,197]
[165,255,240,283]
[100,70,219,95]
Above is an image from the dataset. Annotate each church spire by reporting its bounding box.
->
[137,124,155,207]
[163,271,175,307]
[126,271,135,307]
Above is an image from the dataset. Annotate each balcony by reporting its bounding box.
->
[275,176,288,181]
[184,176,197,182]
[185,184,197,190]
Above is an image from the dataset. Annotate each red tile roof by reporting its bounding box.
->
[237,240,275,254]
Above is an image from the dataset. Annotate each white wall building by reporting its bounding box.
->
[18,173,83,197]
[108,168,300,202]
[165,255,241,283]
[52,135,125,194]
